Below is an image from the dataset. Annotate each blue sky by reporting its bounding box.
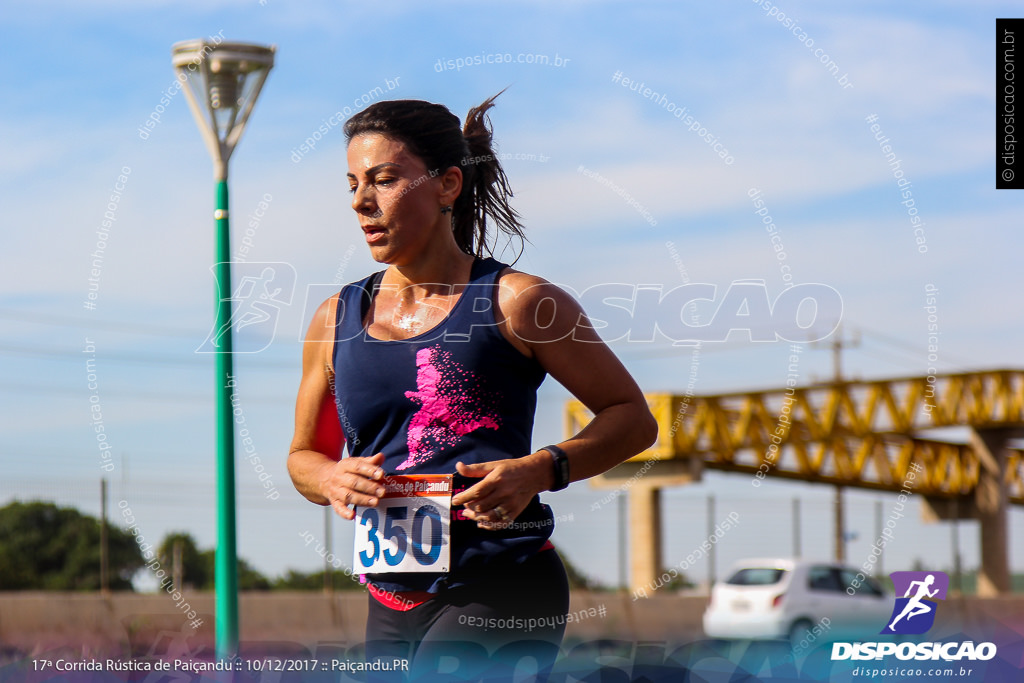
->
[2,0,1022,590]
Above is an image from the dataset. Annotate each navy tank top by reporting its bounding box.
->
[332,257,554,592]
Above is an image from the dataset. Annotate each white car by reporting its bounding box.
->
[702,558,893,644]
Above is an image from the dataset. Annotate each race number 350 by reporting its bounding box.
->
[353,474,452,573]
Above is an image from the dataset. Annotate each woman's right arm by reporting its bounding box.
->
[287,296,386,520]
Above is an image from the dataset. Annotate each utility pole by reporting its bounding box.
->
[834,489,846,563]
[707,495,716,591]
[792,497,801,557]
[619,494,627,591]
[173,540,184,593]
[813,326,860,563]
[952,497,962,594]
[100,479,109,595]
[875,500,883,576]
[324,506,333,593]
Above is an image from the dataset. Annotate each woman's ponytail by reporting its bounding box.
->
[454,93,525,260]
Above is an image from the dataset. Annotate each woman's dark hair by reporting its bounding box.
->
[343,93,525,260]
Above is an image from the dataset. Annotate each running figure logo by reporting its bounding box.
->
[398,346,501,470]
[197,262,296,353]
[881,571,949,635]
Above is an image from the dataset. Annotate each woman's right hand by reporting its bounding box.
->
[320,452,387,520]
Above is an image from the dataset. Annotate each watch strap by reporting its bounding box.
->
[542,444,570,491]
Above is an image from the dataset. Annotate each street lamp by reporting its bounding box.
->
[172,38,275,659]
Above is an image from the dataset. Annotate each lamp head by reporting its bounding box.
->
[172,39,275,179]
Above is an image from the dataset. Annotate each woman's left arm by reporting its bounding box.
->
[453,273,658,526]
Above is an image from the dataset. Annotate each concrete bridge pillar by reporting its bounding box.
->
[629,485,662,595]
[968,427,1019,596]
[592,459,702,595]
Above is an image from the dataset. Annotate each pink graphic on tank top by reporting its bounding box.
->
[398,346,501,470]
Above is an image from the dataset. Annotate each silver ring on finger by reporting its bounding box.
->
[494,505,510,521]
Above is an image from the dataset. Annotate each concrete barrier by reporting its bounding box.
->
[1,591,1021,659]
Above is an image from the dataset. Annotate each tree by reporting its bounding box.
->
[0,501,144,590]
[235,556,272,591]
[273,568,363,591]
[197,550,271,591]
[156,532,209,590]
[657,568,695,591]
[558,550,606,591]
[154,532,272,591]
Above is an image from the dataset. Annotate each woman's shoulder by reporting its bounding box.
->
[493,263,583,345]
[306,294,340,344]
[493,263,571,305]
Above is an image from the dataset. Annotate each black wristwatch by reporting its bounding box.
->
[541,444,570,491]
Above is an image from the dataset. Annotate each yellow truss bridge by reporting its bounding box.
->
[567,369,1024,595]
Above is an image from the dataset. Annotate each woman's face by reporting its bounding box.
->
[346,132,450,265]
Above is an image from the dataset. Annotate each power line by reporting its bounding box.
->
[0,307,205,339]
[0,381,291,404]
[616,339,777,360]
[858,324,974,370]
[0,342,298,369]
[858,346,923,372]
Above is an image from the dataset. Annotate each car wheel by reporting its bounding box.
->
[788,619,814,650]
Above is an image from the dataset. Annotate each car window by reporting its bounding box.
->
[840,568,884,596]
[726,568,787,585]
[807,566,843,592]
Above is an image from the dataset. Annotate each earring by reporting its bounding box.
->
[440,206,452,215]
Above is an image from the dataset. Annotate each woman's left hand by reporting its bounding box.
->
[452,453,552,530]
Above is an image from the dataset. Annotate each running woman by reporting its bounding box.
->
[287,94,657,681]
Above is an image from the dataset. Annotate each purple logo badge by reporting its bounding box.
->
[881,571,949,635]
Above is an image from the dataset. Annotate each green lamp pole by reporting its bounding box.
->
[172,39,275,659]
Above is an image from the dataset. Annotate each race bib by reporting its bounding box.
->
[353,474,452,574]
